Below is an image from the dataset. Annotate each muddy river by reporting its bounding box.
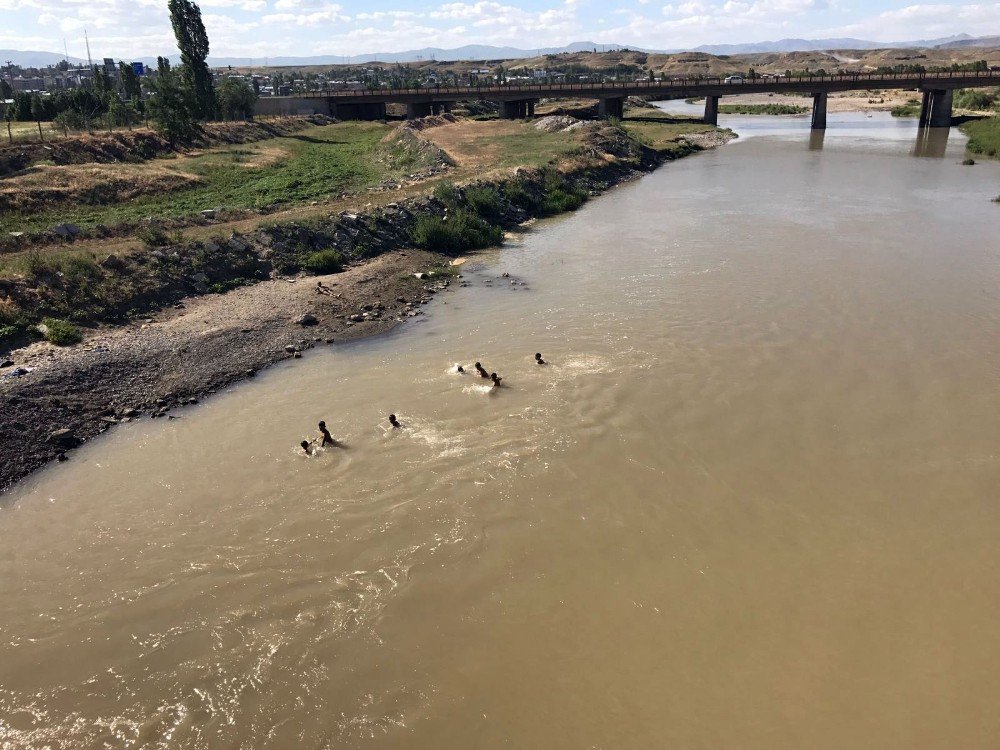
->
[2,109,999,748]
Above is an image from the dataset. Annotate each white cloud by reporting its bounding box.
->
[819,3,1000,40]
[262,2,348,25]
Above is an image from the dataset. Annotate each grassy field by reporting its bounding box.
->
[3,120,56,143]
[960,117,1000,158]
[419,119,584,171]
[0,122,408,233]
[620,111,716,155]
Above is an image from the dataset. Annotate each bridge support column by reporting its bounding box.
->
[527,100,536,118]
[918,90,932,127]
[500,100,531,119]
[921,88,954,128]
[811,92,827,130]
[331,102,386,121]
[406,102,433,119]
[703,95,719,126]
[598,96,624,120]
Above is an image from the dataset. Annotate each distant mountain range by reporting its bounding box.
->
[3,33,998,69]
[679,33,987,55]
[1,49,88,67]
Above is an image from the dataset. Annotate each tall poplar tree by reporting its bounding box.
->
[168,0,215,119]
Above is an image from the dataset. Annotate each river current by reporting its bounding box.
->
[2,109,999,748]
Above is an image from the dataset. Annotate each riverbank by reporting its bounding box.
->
[960,117,1000,158]
[691,90,919,113]
[0,115,736,493]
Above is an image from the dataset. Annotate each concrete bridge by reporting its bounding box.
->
[255,70,1000,129]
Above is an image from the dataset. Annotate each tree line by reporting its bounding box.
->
[2,0,257,142]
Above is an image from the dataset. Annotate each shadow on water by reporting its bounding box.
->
[911,127,950,158]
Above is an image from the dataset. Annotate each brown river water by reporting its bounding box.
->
[2,110,1000,748]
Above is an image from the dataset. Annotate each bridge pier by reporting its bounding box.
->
[599,96,625,120]
[703,95,719,125]
[500,99,533,119]
[920,88,954,128]
[331,102,386,121]
[811,92,827,130]
[405,102,433,119]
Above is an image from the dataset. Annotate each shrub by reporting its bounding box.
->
[961,117,1000,158]
[411,210,503,255]
[433,181,462,208]
[40,317,83,346]
[0,324,18,344]
[137,226,171,247]
[0,297,22,327]
[541,187,587,215]
[539,171,588,215]
[302,249,344,274]
[891,103,920,118]
[505,177,544,213]
[464,185,506,223]
[954,89,998,111]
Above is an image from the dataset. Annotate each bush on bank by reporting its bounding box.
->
[415,172,590,254]
[412,211,503,255]
[961,117,1000,158]
[40,317,83,346]
[302,249,344,274]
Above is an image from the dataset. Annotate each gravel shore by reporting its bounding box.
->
[0,249,450,494]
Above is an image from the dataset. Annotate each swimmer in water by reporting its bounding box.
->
[475,362,490,379]
[389,414,401,428]
[535,352,546,365]
[457,365,465,373]
[300,440,312,455]
[318,421,336,447]
[491,372,502,388]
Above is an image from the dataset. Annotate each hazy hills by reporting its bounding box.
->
[3,34,998,69]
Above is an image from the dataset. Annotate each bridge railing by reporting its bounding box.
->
[284,69,998,99]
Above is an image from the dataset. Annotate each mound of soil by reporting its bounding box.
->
[0,116,332,178]
[0,164,204,214]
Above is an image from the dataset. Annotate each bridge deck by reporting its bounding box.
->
[277,71,999,105]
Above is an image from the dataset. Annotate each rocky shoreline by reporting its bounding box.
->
[0,123,735,495]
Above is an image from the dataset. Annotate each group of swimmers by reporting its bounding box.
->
[300,352,547,455]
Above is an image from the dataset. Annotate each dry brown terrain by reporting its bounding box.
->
[228,46,1000,79]
[710,90,918,112]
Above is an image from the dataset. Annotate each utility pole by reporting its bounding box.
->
[85,29,93,70]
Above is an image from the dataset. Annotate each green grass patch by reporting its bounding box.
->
[503,169,589,217]
[0,122,399,234]
[960,117,1000,158]
[302,248,344,274]
[954,88,999,112]
[716,103,809,115]
[40,317,83,346]
[483,130,582,169]
[891,100,922,118]
[621,114,714,156]
[411,210,504,255]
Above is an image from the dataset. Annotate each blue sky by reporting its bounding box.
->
[2,0,997,60]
